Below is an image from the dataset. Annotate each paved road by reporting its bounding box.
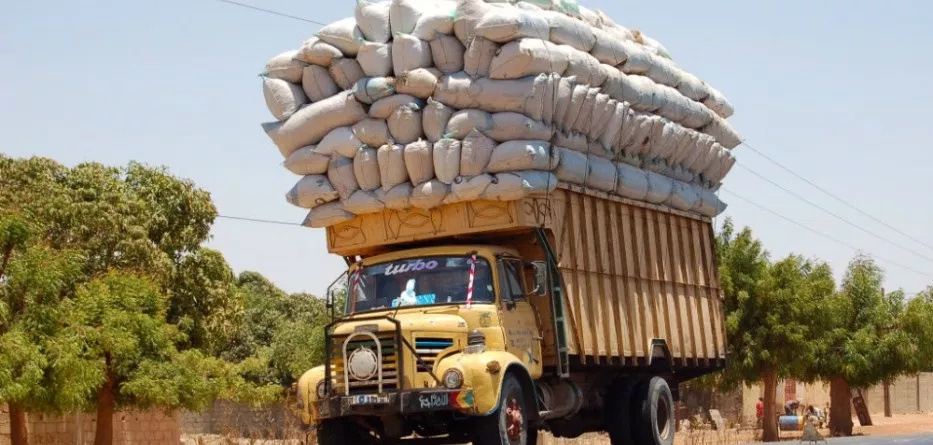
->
[813,433,933,445]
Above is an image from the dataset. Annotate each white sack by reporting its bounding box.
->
[643,55,681,90]
[484,171,556,201]
[463,37,498,78]
[389,0,423,36]
[357,42,394,77]
[522,73,549,122]
[552,75,575,128]
[303,202,355,228]
[355,0,391,43]
[668,182,699,212]
[487,140,557,172]
[570,88,599,135]
[685,133,717,172]
[619,45,654,75]
[344,190,386,214]
[370,94,424,119]
[329,58,365,90]
[286,175,338,209]
[600,101,629,150]
[263,50,307,83]
[377,143,409,191]
[388,105,424,144]
[393,34,433,75]
[487,112,553,142]
[296,38,343,66]
[404,139,434,185]
[327,156,360,200]
[318,126,363,158]
[563,50,603,86]
[701,117,742,149]
[317,17,365,56]
[677,71,708,102]
[590,28,634,66]
[584,154,616,192]
[433,138,462,184]
[544,11,595,52]
[353,118,392,147]
[553,131,588,153]
[703,85,734,118]
[695,188,726,217]
[396,68,439,98]
[540,73,560,127]
[489,39,569,80]
[422,98,454,142]
[446,109,493,139]
[352,77,397,104]
[263,77,307,120]
[411,1,456,40]
[645,171,673,204]
[475,8,549,43]
[353,146,382,191]
[284,145,331,175]
[615,162,649,201]
[411,179,449,209]
[262,93,367,157]
[450,174,494,201]
[435,74,536,113]
[586,94,615,141]
[431,35,465,73]
[460,129,496,176]
[302,65,340,102]
[560,84,588,132]
[554,146,586,185]
[376,183,414,209]
[453,0,495,44]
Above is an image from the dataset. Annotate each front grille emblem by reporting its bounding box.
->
[347,346,379,380]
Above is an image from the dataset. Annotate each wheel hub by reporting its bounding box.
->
[506,397,523,441]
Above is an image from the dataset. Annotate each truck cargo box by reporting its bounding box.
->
[326,185,726,370]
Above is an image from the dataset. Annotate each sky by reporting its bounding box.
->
[3,0,932,297]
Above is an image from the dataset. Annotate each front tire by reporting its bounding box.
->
[474,373,535,445]
[317,418,368,445]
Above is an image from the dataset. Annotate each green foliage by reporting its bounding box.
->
[168,248,243,352]
[901,287,933,372]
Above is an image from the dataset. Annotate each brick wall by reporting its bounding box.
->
[0,405,179,445]
[864,373,933,414]
[180,400,301,439]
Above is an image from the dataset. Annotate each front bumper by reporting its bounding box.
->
[312,388,475,420]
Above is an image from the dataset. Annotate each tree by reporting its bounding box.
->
[59,272,275,445]
[168,247,243,352]
[808,254,916,436]
[901,287,933,373]
[714,218,835,441]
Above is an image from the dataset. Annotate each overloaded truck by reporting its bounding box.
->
[296,184,727,445]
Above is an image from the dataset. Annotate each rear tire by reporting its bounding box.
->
[474,373,533,445]
[633,377,675,445]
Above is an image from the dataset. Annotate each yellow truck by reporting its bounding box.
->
[297,185,727,445]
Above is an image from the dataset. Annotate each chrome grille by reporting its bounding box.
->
[331,333,398,394]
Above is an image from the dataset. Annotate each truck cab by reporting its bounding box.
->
[298,245,549,445]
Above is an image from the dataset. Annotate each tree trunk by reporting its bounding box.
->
[829,376,853,436]
[93,368,117,445]
[761,369,779,442]
[9,403,29,445]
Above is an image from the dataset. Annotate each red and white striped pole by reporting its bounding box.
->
[465,254,477,310]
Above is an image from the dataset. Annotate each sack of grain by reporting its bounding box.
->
[460,129,497,176]
[317,17,365,56]
[262,92,367,157]
[404,139,435,186]
[433,138,462,184]
[355,0,391,43]
[328,155,360,200]
[489,39,570,80]
[296,38,343,66]
[475,8,549,43]
[393,34,433,75]
[303,202,355,228]
[284,145,331,175]
[667,181,699,212]
[395,68,439,98]
[352,118,392,147]
[357,42,394,77]
[484,171,556,201]
[463,37,499,78]
[377,143,409,191]
[487,140,557,172]
[410,179,449,209]
[329,58,365,90]
[544,10,595,52]
[554,146,587,185]
[302,65,340,102]
[286,175,339,209]
[345,189,386,214]
[353,146,382,191]
[422,98,454,142]
[411,0,456,40]
[263,77,307,120]
[584,154,616,192]
[318,126,363,158]
[450,174,494,201]
[487,112,553,142]
[388,105,424,144]
[263,50,307,83]
[446,109,493,139]
[553,131,588,153]
[644,171,673,204]
[615,162,649,200]
[431,35,465,73]
[369,94,425,119]
[352,77,397,104]
[376,182,414,209]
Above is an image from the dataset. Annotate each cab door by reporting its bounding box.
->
[497,257,543,379]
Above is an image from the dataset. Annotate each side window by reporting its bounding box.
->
[500,259,527,302]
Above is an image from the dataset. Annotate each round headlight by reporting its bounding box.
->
[442,369,463,389]
[316,380,327,399]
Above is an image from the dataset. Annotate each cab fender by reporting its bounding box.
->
[435,351,539,418]
[297,365,327,425]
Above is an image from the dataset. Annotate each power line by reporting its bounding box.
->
[211,0,328,26]
[736,163,933,265]
[216,214,302,226]
[721,188,933,280]
[741,142,933,253]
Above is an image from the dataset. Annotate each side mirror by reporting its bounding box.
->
[326,271,349,318]
[529,261,548,296]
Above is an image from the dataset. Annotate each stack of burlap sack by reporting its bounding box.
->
[260,0,741,228]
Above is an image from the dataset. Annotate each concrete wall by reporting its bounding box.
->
[864,373,933,414]
[180,400,301,439]
[0,405,179,445]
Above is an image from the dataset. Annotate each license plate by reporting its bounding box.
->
[416,392,451,410]
[346,394,390,405]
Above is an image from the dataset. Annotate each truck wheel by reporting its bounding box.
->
[634,377,675,445]
[317,418,364,445]
[474,373,534,445]
[605,380,636,445]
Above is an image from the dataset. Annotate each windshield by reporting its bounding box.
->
[347,256,495,314]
